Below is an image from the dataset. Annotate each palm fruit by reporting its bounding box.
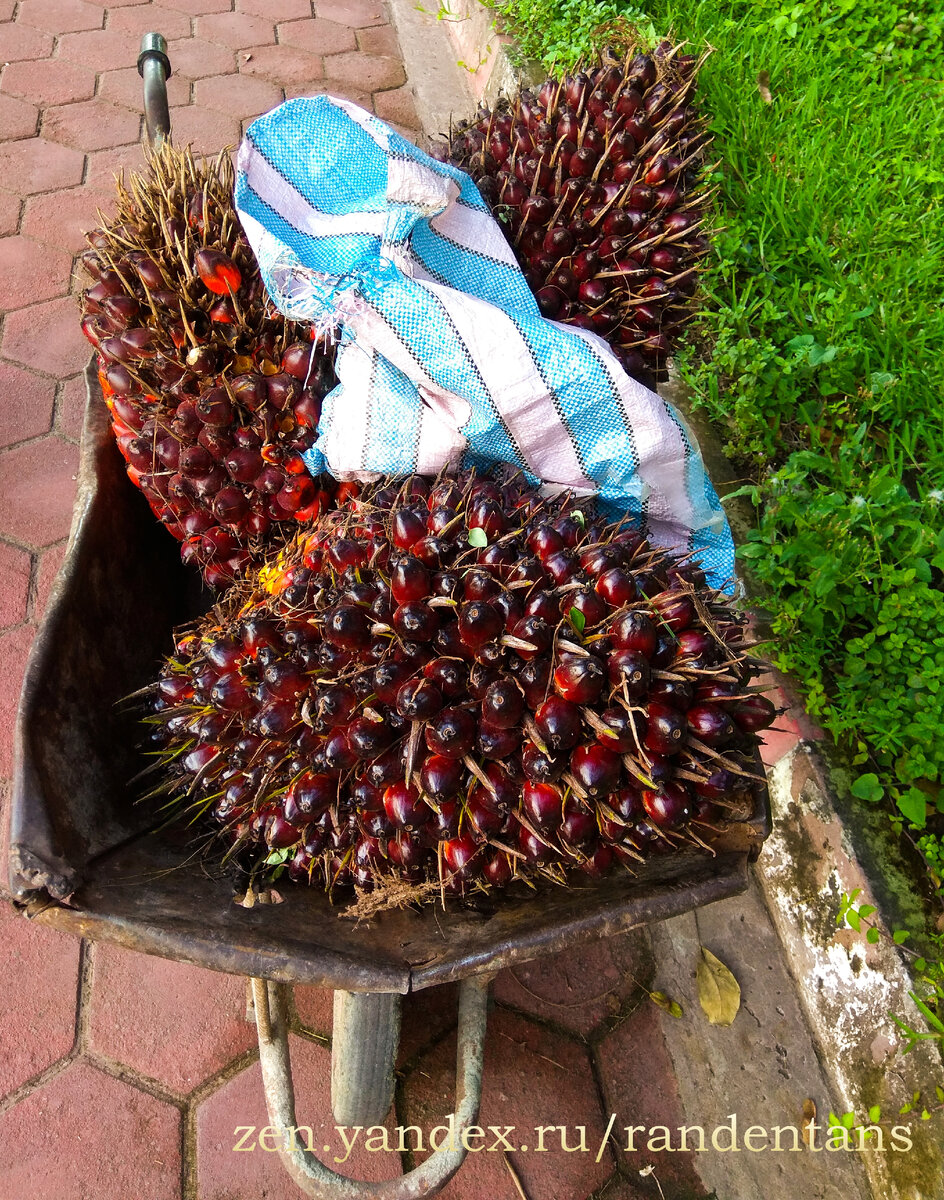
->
[77,142,343,588]
[444,42,713,388]
[142,470,775,905]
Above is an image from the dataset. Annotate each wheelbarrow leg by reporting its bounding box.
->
[251,975,490,1200]
[331,990,402,1127]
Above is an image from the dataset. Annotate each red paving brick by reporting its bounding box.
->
[163,0,233,12]
[0,903,80,1095]
[0,360,56,447]
[0,21,53,62]
[196,11,276,49]
[87,945,258,1095]
[56,371,88,442]
[21,182,117,252]
[83,143,147,188]
[493,928,652,1037]
[279,16,357,56]
[0,435,80,546]
[292,982,334,1037]
[239,0,313,18]
[97,63,193,111]
[323,49,405,92]
[397,980,460,1067]
[372,82,420,132]
[596,1003,707,1198]
[0,624,35,777]
[107,2,194,39]
[2,295,91,376]
[0,189,21,236]
[166,103,243,155]
[16,0,104,35]
[239,44,326,88]
[0,235,73,310]
[403,1006,612,1200]
[42,97,141,152]
[316,0,386,27]
[193,71,284,120]
[357,23,400,56]
[196,1033,403,1196]
[0,1061,182,1199]
[0,92,39,141]
[0,137,84,195]
[164,34,237,79]
[0,540,31,628]
[0,57,97,107]
[56,28,141,72]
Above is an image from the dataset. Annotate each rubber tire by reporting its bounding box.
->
[330,990,402,1127]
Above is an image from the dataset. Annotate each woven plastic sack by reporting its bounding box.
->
[234,96,735,590]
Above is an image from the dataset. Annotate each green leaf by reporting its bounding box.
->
[868,1105,881,1123]
[572,509,586,528]
[841,1111,856,1129]
[696,947,741,1026]
[264,848,290,866]
[893,929,910,944]
[467,527,488,548]
[851,773,884,803]
[649,990,683,1018]
[866,927,880,944]
[896,787,928,828]
[568,606,586,634]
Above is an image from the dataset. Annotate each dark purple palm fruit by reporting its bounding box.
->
[443,43,713,387]
[143,469,772,904]
[78,140,343,588]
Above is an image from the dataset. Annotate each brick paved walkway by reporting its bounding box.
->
[0,4,817,1197]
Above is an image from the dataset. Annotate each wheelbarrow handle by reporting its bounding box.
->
[252,975,491,1200]
[138,32,171,147]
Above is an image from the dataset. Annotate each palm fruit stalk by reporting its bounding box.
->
[78,142,345,589]
[444,41,714,388]
[140,470,775,906]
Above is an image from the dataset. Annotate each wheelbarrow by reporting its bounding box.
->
[7,36,771,1200]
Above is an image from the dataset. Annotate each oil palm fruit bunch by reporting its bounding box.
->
[445,42,713,387]
[143,470,775,904]
[77,142,341,588]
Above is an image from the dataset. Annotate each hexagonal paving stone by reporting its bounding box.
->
[0,236,74,311]
[595,1002,705,1197]
[0,189,21,237]
[291,983,333,1039]
[0,0,13,17]
[291,77,372,110]
[21,182,118,253]
[56,372,88,442]
[0,138,84,195]
[357,23,400,56]
[193,72,283,119]
[0,1061,182,1200]
[164,35,237,80]
[0,93,39,141]
[16,0,104,34]
[493,927,653,1038]
[0,902,80,1096]
[0,434,80,546]
[42,98,141,152]
[324,49,405,93]
[0,57,97,107]
[196,11,276,49]
[196,1033,403,1196]
[0,540,31,629]
[0,360,56,448]
[83,144,147,189]
[372,84,420,133]
[401,1007,612,1200]
[315,0,386,27]
[239,0,312,16]
[108,3,194,40]
[278,16,356,56]
[0,22,53,62]
[239,44,325,88]
[166,104,243,156]
[97,64,193,111]
[0,624,35,776]
[87,945,257,1095]
[2,295,91,377]
[56,28,140,72]
[162,0,233,11]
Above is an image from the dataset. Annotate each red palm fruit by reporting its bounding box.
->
[733,695,777,732]
[194,248,242,294]
[608,649,651,699]
[571,744,622,795]
[553,655,606,704]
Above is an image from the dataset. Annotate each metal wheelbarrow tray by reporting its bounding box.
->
[8,363,771,1198]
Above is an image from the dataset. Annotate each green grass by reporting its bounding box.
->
[487,0,944,907]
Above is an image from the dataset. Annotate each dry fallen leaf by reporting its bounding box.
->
[696,947,741,1026]
[650,990,684,1019]
[801,1098,817,1146]
[757,69,773,104]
